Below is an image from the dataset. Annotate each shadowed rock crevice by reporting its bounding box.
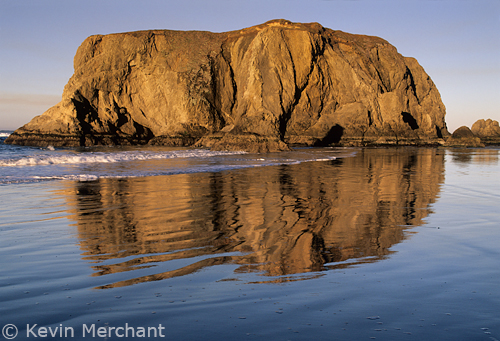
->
[435,125,444,139]
[314,124,344,146]
[401,112,419,130]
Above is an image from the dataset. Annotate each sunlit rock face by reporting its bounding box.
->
[471,119,500,145]
[62,148,444,287]
[6,20,448,151]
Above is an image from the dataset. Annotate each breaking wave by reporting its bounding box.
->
[0,145,344,185]
[0,149,246,167]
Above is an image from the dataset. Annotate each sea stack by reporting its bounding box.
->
[471,119,500,145]
[6,19,449,151]
[445,126,484,147]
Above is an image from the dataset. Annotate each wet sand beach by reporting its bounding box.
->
[1,147,499,340]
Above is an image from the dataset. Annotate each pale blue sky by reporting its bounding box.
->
[1,0,499,132]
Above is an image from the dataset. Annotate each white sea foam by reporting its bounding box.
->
[0,149,247,167]
[0,145,343,185]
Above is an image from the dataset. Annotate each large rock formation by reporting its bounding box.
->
[6,20,449,151]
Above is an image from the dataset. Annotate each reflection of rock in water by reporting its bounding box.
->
[63,148,444,287]
[450,148,499,165]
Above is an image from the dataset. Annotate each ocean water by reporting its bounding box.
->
[0,135,340,185]
[1,132,499,340]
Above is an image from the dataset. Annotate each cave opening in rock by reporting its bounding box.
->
[315,124,344,146]
[401,112,419,130]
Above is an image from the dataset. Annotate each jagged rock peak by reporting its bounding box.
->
[6,20,449,151]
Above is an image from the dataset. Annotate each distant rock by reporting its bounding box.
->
[471,119,500,145]
[471,119,500,137]
[452,126,476,139]
[6,19,449,151]
[445,126,484,147]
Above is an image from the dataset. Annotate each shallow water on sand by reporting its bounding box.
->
[1,146,499,340]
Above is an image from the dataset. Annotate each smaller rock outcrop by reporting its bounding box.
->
[195,133,290,153]
[445,126,484,147]
[471,119,500,145]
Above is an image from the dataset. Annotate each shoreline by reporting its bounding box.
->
[5,131,500,150]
